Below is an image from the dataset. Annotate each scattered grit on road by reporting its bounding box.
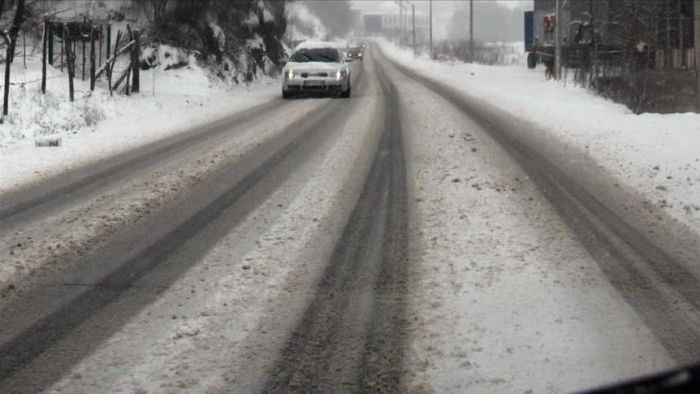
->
[0,43,698,393]
[263,56,409,393]
[376,48,698,392]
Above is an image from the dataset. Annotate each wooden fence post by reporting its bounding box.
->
[90,26,96,91]
[59,29,63,72]
[42,19,47,94]
[108,30,121,96]
[98,25,103,66]
[48,22,54,66]
[64,24,74,102]
[81,26,86,81]
[106,25,111,61]
[124,26,132,95]
[124,52,132,96]
[132,29,140,93]
[23,31,26,68]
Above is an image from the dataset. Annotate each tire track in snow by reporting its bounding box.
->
[0,65,368,390]
[263,45,409,393]
[375,45,700,366]
[0,99,286,226]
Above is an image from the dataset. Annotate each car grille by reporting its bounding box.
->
[301,72,329,78]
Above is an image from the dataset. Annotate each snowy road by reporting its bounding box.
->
[376,46,699,392]
[0,43,698,393]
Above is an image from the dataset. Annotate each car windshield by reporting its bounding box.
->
[4,1,700,393]
[290,48,340,63]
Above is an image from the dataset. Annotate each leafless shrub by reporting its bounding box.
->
[435,39,524,66]
[575,0,694,113]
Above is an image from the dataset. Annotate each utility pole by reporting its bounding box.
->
[399,3,403,45]
[429,0,433,58]
[395,0,406,46]
[402,2,406,45]
[695,0,700,111]
[402,3,406,45]
[42,19,47,94]
[399,0,416,55]
[412,3,416,55]
[555,0,561,79]
[469,0,474,62]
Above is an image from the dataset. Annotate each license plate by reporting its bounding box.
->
[304,80,325,87]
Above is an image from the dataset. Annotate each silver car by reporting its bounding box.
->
[282,42,351,99]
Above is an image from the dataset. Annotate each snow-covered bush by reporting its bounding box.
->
[0,83,107,144]
[82,102,106,126]
[434,40,525,67]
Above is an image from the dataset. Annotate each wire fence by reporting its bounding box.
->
[2,19,143,118]
[2,75,62,87]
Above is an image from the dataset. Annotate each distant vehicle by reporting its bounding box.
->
[282,41,351,99]
[523,4,625,74]
[345,47,363,62]
[523,10,554,71]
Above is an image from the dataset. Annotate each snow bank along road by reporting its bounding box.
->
[0,43,698,393]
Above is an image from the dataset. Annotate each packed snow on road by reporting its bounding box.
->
[1,1,699,393]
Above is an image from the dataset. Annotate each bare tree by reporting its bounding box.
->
[574,0,669,113]
[141,0,170,25]
[610,0,664,113]
[2,0,26,117]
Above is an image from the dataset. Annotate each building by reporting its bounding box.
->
[364,14,383,36]
[363,12,429,45]
[361,13,402,39]
[534,0,696,67]
[349,9,364,34]
[532,0,699,112]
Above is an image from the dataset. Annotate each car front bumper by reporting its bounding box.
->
[283,77,349,94]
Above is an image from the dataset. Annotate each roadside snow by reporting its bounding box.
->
[376,38,700,236]
[397,73,675,393]
[0,52,278,193]
[285,2,328,43]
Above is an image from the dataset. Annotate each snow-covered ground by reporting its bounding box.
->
[0,51,279,193]
[0,100,326,302]
[373,38,700,392]
[27,63,386,393]
[285,1,329,43]
[377,38,700,239]
[397,74,675,393]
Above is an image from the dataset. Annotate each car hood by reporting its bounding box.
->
[286,62,345,73]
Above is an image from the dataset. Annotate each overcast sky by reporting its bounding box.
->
[351,0,534,40]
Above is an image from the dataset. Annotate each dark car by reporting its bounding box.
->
[345,47,364,62]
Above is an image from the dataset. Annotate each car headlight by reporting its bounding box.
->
[287,69,295,79]
[335,70,346,80]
